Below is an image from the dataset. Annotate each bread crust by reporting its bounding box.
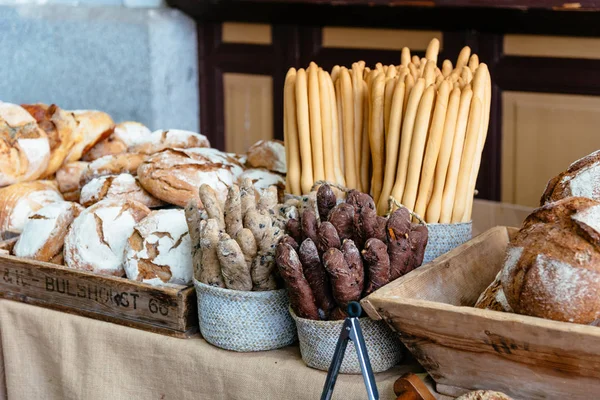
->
[83,121,151,161]
[246,139,286,174]
[80,173,165,208]
[540,150,600,205]
[79,153,148,187]
[128,129,210,155]
[65,110,115,162]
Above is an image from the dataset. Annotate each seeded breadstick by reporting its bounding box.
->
[307,64,325,183]
[199,184,225,230]
[352,64,365,190]
[456,46,471,70]
[468,54,479,72]
[284,69,302,195]
[295,68,314,194]
[390,78,425,205]
[402,84,436,213]
[425,86,461,223]
[383,76,397,143]
[258,186,278,213]
[377,80,406,215]
[200,219,225,287]
[340,67,357,189]
[318,69,336,183]
[240,178,256,219]
[401,47,411,66]
[225,184,243,237]
[235,228,257,283]
[370,73,386,205]
[442,60,453,77]
[185,199,204,280]
[360,80,371,194]
[331,65,341,83]
[326,70,345,186]
[414,80,451,219]
[425,38,440,63]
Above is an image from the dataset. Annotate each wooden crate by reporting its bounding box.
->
[361,226,600,400]
[0,253,198,338]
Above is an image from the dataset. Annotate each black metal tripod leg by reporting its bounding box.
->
[320,320,351,400]
[350,319,379,400]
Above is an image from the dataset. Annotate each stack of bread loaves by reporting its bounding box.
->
[0,100,287,288]
[283,39,491,223]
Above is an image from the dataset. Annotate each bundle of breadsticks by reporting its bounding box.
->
[283,38,492,224]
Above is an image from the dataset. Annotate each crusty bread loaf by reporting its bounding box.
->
[64,199,150,276]
[124,209,192,286]
[79,152,147,187]
[501,197,600,324]
[0,102,50,186]
[55,161,89,201]
[541,150,600,205]
[137,148,243,208]
[246,139,286,174]
[21,103,80,176]
[0,181,64,239]
[80,173,165,208]
[65,110,115,163]
[474,271,513,312]
[238,168,285,193]
[455,390,513,400]
[82,121,151,161]
[13,201,83,263]
[128,129,210,155]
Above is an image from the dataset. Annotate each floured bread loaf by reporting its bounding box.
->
[21,103,80,176]
[474,271,513,312]
[0,102,50,186]
[125,209,192,286]
[456,390,513,400]
[246,139,286,174]
[79,152,147,186]
[501,197,600,324]
[80,173,165,208]
[65,110,115,163]
[55,161,89,201]
[137,148,243,207]
[0,181,63,239]
[64,199,150,276]
[541,150,600,205]
[238,168,285,193]
[128,129,210,155]
[13,201,83,264]
[83,121,151,161]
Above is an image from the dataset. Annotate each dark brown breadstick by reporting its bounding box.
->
[341,240,364,295]
[323,248,362,307]
[301,209,319,244]
[372,216,388,243]
[329,307,348,321]
[317,221,341,254]
[286,218,302,244]
[276,243,320,320]
[362,238,391,295]
[346,190,378,248]
[279,234,299,252]
[386,208,412,280]
[298,238,336,317]
[316,183,337,222]
[327,203,355,242]
[408,224,428,271]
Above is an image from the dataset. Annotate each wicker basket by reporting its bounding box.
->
[194,279,297,352]
[291,309,403,374]
[423,221,472,264]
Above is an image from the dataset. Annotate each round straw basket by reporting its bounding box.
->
[422,221,472,264]
[290,310,403,374]
[194,279,297,352]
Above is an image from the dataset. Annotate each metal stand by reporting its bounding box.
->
[320,301,379,400]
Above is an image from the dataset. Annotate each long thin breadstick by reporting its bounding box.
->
[418,58,427,77]
[352,64,365,190]
[377,80,405,214]
[408,63,419,81]
[414,80,451,219]
[423,61,436,87]
[376,62,384,71]
[363,67,371,80]
[402,84,436,213]
[451,95,483,222]
[456,46,471,70]
[318,69,336,183]
[403,73,415,117]
[335,79,345,172]
[284,69,291,193]
[442,60,453,77]
[401,47,411,66]
[386,65,397,79]
[308,64,325,182]
[370,73,386,204]
[461,66,473,86]
[425,86,461,223]
[468,54,479,72]
[284,68,302,195]
[425,38,440,63]
[358,60,366,69]
[383,77,397,143]
[327,72,345,186]
[435,74,445,88]
[390,78,426,205]
[295,68,314,193]
[360,80,371,194]
[412,55,421,67]
[340,67,357,189]
[331,65,341,83]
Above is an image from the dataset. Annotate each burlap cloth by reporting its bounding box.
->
[0,300,451,400]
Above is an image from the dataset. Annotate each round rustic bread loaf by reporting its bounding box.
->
[124,209,192,286]
[64,110,115,163]
[137,148,243,207]
[0,181,64,239]
[128,129,210,155]
[501,197,600,324]
[0,102,50,186]
[540,150,600,205]
[55,161,89,202]
[79,152,148,186]
[14,201,84,264]
[474,271,513,312]
[80,173,165,208]
[64,199,150,276]
[83,121,151,161]
[455,390,513,400]
[246,139,286,174]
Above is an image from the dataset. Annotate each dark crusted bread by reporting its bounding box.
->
[540,150,600,205]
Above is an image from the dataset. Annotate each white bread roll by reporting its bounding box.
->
[13,201,84,264]
[124,209,192,286]
[64,199,150,276]
[128,129,210,155]
[83,121,151,161]
[65,110,115,162]
[80,173,165,208]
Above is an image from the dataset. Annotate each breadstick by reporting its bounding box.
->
[401,47,411,66]
[439,86,472,223]
[442,60,453,77]
[425,86,461,223]
[411,55,421,67]
[284,69,302,195]
[360,80,371,194]
[383,65,389,74]
[340,67,357,189]
[318,69,336,183]
[335,78,344,172]
[461,66,473,86]
[327,71,345,186]
[331,65,341,83]
[295,68,314,193]
[352,64,365,190]
[386,65,397,79]
[370,73,386,204]
[383,76,397,143]
[468,54,479,72]
[402,84,436,213]
[390,78,426,205]
[456,46,471,70]
[435,74,445,88]
[418,58,427,78]
[358,60,366,69]
[408,63,418,81]
[423,61,436,87]
[414,80,451,219]
[307,64,325,182]
[425,38,440,63]
[403,73,415,117]
[377,80,405,214]
[375,62,383,72]
[363,67,371,80]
